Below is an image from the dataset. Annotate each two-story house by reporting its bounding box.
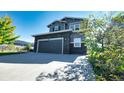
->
[33,17,87,54]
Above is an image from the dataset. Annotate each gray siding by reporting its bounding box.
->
[70,32,84,43]
[69,32,86,54]
[70,43,87,54]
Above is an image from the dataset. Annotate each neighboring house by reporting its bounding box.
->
[33,17,87,54]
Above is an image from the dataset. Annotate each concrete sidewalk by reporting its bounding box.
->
[0,63,45,81]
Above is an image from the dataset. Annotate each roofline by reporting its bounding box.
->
[47,17,85,27]
[47,20,66,27]
[32,30,72,37]
[61,17,84,20]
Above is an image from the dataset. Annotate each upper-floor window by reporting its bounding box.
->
[69,24,75,30]
[69,23,80,31]
[75,24,80,30]
[54,25,59,31]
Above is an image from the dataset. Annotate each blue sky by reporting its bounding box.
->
[0,11,97,43]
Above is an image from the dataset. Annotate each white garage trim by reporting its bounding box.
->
[36,37,64,54]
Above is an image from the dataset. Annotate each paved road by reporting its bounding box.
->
[0,52,80,81]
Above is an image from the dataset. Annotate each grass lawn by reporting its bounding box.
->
[0,52,26,56]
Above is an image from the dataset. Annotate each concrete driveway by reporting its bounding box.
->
[0,52,80,81]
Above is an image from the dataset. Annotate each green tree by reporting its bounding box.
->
[80,12,124,53]
[0,16,19,45]
[80,12,124,80]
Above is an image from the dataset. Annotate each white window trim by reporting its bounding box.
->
[36,37,64,54]
[73,38,81,48]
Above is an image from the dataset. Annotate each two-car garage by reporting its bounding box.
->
[36,38,64,54]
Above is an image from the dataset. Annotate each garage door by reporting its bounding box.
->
[37,38,63,54]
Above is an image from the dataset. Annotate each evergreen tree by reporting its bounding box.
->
[0,16,19,44]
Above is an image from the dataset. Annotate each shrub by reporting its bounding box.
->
[23,44,32,52]
[88,45,124,80]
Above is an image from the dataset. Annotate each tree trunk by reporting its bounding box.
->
[101,37,104,51]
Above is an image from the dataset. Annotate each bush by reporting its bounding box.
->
[88,45,124,80]
[23,44,32,52]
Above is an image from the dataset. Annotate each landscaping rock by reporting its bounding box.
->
[36,56,95,81]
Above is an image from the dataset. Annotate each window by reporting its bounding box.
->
[54,26,59,31]
[73,38,81,47]
[74,43,81,47]
[69,24,74,30]
[69,23,80,31]
[75,24,80,30]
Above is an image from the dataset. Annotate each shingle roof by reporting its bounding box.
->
[61,17,84,20]
[47,20,67,27]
